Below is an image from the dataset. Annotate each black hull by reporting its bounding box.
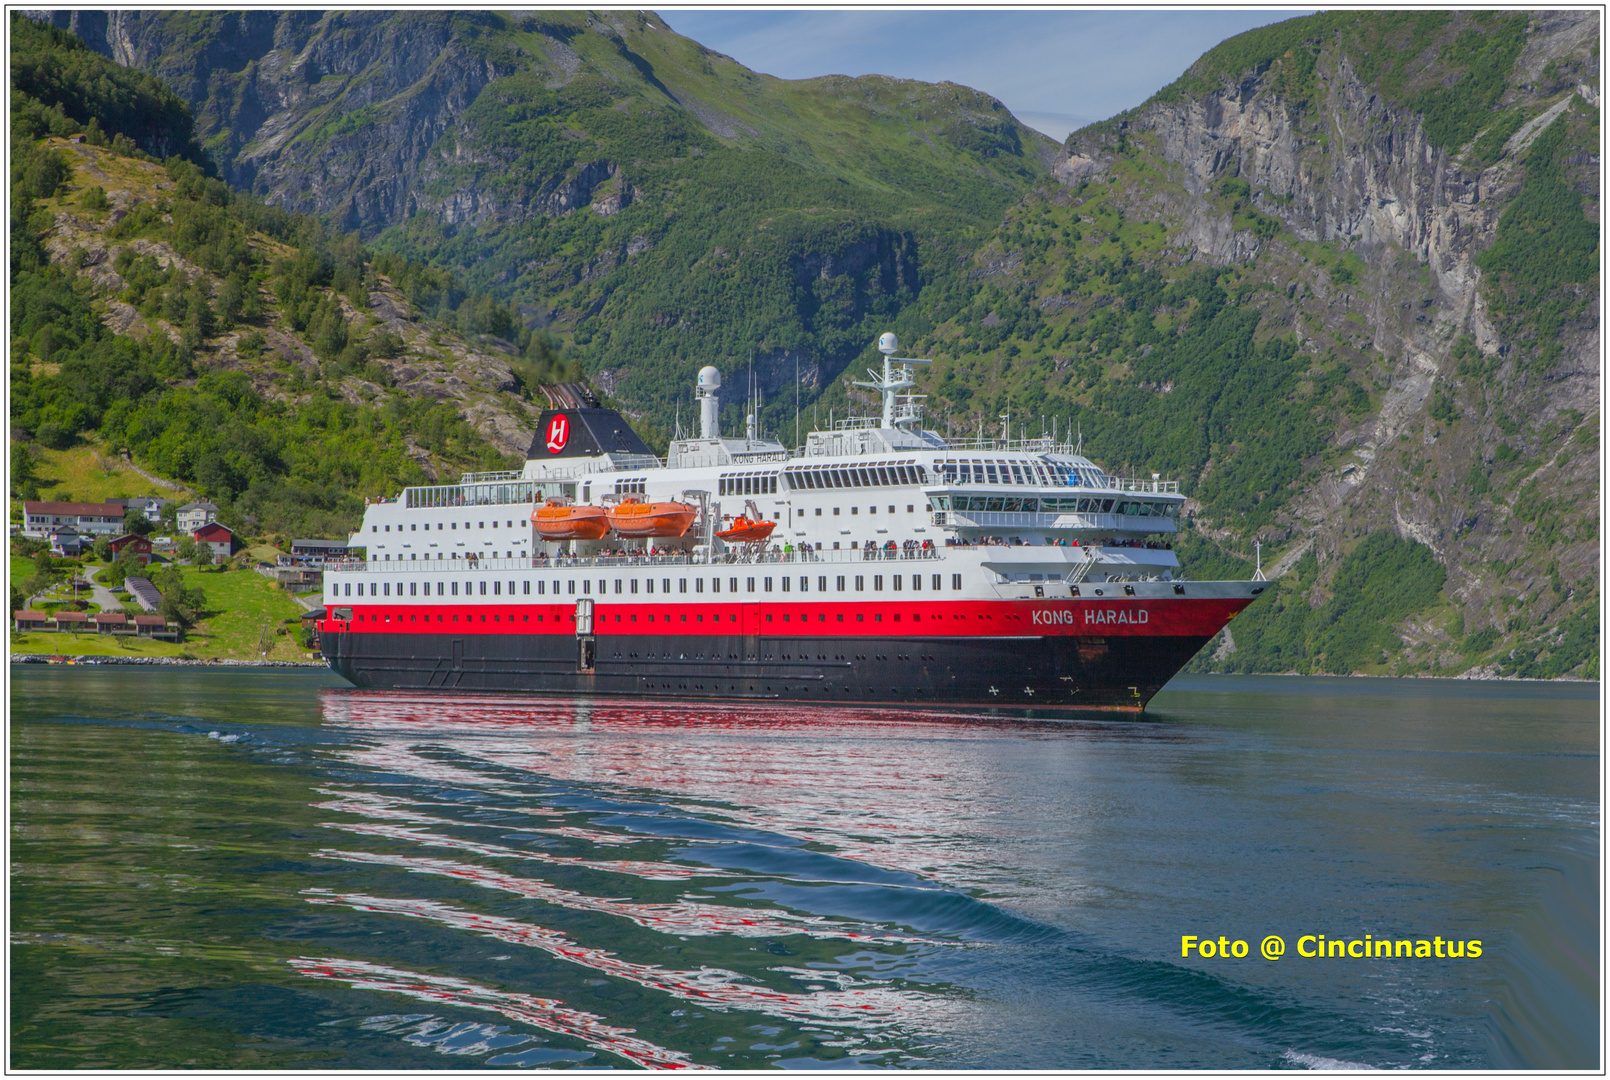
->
[320,629,1212,711]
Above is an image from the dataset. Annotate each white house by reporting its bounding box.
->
[175,500,220,533]
[22,500,126,539]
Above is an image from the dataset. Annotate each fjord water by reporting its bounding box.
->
[10,670,1597,1070]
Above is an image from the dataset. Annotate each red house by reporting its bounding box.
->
[192,522,236,560]
[108,533,154,565]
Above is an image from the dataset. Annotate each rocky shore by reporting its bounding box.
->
[11,654,327,668]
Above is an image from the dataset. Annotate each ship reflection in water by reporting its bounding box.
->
[305,692,1115,1068]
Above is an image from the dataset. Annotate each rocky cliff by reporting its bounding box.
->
[912,10,1599,677]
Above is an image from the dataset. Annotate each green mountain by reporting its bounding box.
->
[9,14,556,539]
[18,10,1601,678]
[33,9,1056,436]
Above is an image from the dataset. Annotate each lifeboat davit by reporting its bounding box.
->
[716,516,776,544]
[532,500,609,541]
[606,497,698,539]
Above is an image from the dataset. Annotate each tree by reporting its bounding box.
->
[151,565,205,629]
[193,543,215,567]
[10,441,37,498]
[121,508,153,536]
[92,535,112,562]
[175,536,197,561]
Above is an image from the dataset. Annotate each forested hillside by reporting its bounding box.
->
[19,10,1600,678]
[9,15,570,538]
[32,9,1057,438]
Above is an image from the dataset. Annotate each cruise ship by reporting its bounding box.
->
[318,334,1267,709]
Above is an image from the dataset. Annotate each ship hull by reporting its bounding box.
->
[319,623,1218,711]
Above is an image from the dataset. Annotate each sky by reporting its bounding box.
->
[662,9,1314,141]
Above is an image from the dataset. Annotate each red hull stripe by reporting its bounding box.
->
[321,597,1249,638]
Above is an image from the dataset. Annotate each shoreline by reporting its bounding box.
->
[11,654,328,669]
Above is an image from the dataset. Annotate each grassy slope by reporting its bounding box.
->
[12,442,191,518]
[12,565,311,662]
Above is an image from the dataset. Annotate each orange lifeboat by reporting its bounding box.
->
[716,516,776,544]
[532,500,609,541]
[606,497,698,539]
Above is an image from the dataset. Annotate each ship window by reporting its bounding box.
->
[855,575,864,591]
[953,574,962,590]
[451,523,456,530]
[645,578,653,594]
[986,463,999,483]
[480,581,487,596]
[679,578,687,594]
[524,581,531,595]
[384,525,390,532]
[857,613,864,622]
[819,576,828,592]
[478,521,484,529]
[615,579,622,594]
[892,575,900,591]
[874,575,883,591]
[508,580,515,595]
[764,577,773,592]
[907,504,915,513]
[584,580,591,595]
[711,577,720,594]
[870,505,877,515]
[833,507,840,516]
[838,613,845,622]
[747,577,755,592]
[492,520,499,528]
[696,578,704,593]
[1011,463,1025,484]
[851,507,858,515]
[451,582,459,596]
[411,524,416,532]
[537,581,545,595]
[781,577,790,592]
[568,580,576,595]
[410,582,417,596]
[631,579,638,594]
[729,577,738,592]
[799,576,809,592]
[383,582,390,596]
[344,584,351,596]
[815,507,822,516]
[911,574,921,591]
[599,579,606,595]
[888,505,895,514]
[494,581,501,596]
[372,526,378,533]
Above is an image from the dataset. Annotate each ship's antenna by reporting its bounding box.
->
[795,353,800,450]
[1077,420,1082,456]
[674,399,681,440]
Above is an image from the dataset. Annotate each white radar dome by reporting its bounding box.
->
[878,332,898,354]
[697,365,721,389]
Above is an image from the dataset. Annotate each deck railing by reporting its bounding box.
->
[326,547,945,574]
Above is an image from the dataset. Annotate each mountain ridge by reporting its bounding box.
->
[18,8,1601,678]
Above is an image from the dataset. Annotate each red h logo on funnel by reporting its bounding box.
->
[545,414,569,454]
